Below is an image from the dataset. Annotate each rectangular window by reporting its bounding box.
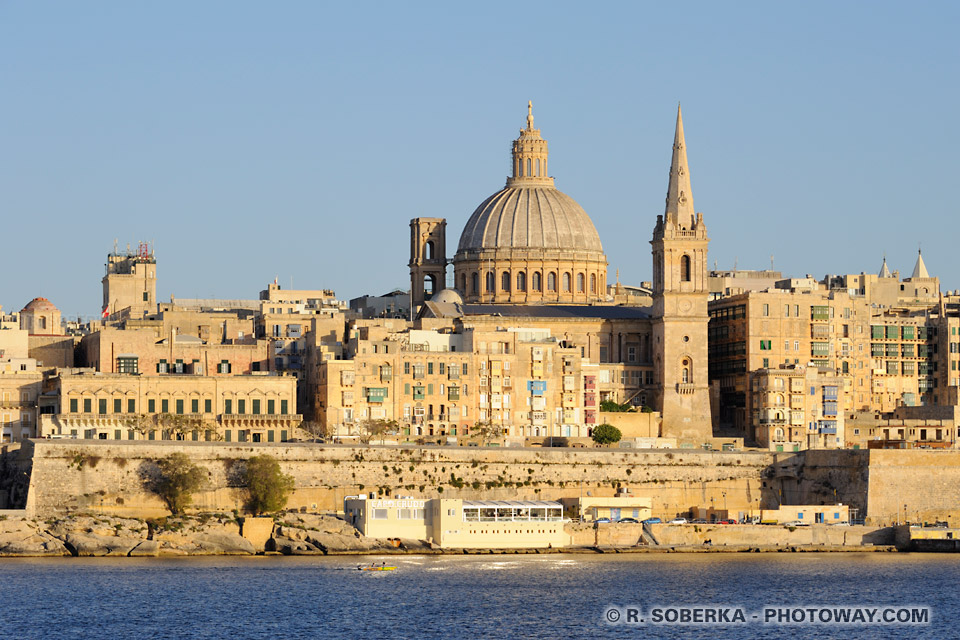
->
[762,358,769,368]
[224,399,232,414]
[404,362,410,375]
[113,399,122,413]
[204,399,212,413]
[902,326,915,340]
[191,399,199,413]
[759,340,772,351]
[267,400,275,414]
[238,399,246,414]
[176,399,184,415]
[762,304,769,317]
[281,399,288,415]
[127,399,135,413]
[427,362,434,375]
[70,398,78,413]
[886,326,899,340]
[161,399,169,413]
[252,399,260,415]
[116,356,139,374]
[217,360,232,374]
[82,398,92,413]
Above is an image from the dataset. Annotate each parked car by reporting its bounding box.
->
[642,517,662,525]
[617,517,639,524]
[718,519,737,525]
[668,518,688,525]
[594,518,611,523]
[690,519,708,524]
[783,520,803,527]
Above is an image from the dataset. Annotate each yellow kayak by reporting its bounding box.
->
[359,566,396,571]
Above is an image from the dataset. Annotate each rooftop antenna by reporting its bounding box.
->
[770,254,775,271]
[113,238,118,255]
[733,256,738,271]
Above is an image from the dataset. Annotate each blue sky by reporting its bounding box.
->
[2,1,957,318]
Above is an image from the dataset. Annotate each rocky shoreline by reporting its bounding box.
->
[0,513,902,557]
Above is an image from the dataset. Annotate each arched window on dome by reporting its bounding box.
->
[563,272,571,292]
[681,255,692,282]
[547,272,557,291]
[527,158,532,177]
[577,273,585,293]
[590,273,597,294]
[486,272,495,293]
[517,271,526,292]
[459,274,466,292]
[535,158,540,177]
[472,272,479,295]
[501,271,511,292]
[532,272,542,292]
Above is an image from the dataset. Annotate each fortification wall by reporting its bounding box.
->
[18,441,959,526]
[865,450,960,525]
[24,440,783,519]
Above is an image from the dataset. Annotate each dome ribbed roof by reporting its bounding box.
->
[456,186,604,254]
[21,297,58,313]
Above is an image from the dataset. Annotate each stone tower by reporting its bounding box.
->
[102,241,157,320]
[409,217,447,315]
[651,106,712,440]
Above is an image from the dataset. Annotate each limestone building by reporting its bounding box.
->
[750,365,844,451]
[40,369,300,443]
[426,103,609,308]
[319,104,715,440]
[102,242,157,320]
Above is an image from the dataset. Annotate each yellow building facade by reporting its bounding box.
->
[41,370,300,443]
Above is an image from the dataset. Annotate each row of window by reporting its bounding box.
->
[67,397,289,415]
[460,270,599,295]
[78,428,289,443]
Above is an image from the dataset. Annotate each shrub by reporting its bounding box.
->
[153,453,206,515]
[591,423,622,445]
[242,455,295,516]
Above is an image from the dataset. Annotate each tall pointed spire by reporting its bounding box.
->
[665,103,695,226]
[526,100,534,130]
[879,254,892,278]
[911,249,929,279]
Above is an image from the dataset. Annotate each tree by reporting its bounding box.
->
[471,420,504,445]
[243,455,295,515]
[600,400,633,413]
[153,453,206,515]
[591,423,622,446]
[358,418,398,445]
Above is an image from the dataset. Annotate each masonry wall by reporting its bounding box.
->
[16,441,959,526]
[22,441,785,519]
[864,449,960,525]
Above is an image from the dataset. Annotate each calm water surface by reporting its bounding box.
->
[1,553,956,639]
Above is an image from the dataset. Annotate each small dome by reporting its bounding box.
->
[431,289,464,305]
[21,297,59,313]
[457,186,604,255]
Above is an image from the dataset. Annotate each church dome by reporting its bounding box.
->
[457,187,604,254]
[431,288,464,305]
[452,103,607,305]
[21,297,59,313]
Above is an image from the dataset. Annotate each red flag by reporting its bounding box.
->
[101,305,109,319]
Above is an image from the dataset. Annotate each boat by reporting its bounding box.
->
[358,565,397,571]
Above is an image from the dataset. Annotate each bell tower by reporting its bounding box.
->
[651,105,712,439]
[409,217,447,316]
